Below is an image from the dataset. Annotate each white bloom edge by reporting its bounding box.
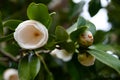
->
[14,20,48,49]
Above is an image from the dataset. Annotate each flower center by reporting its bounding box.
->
[19,25,43,45]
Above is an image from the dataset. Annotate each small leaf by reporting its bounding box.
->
[59,41,75,53]
[3,20,22,30]
[86,21,96,35]
[0,33,13,42]
[27,2,51,28]
[0,12,3,35]
[88,0,102,17]
[55,26,69,42]
[88,49,120,74]
[77,16,86,29]
[18,53,40,80]
[70,26,87,42]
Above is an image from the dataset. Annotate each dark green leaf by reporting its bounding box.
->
[70,26,87,42]
[88,49,120,74]
[88,0,102,17]
[3,20,22,30]
[55,26,69,42]
[4,43,20,56]
[0,12,3,35]
[0,33,13,42]
[27,2,51,28]
[59,41,75,53]
[94,30,107,44]
[18,53,40,80]
[70,1,85,19]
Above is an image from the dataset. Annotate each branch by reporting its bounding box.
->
[0,49,18,62]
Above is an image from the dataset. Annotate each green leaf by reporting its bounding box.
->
[59,41,75,53]
[70,1,85,19]
[3,20,22,30]
[88,0,102,17]
[55,26,69,42]
[0,12,3,35]
[4,43,20,56]
[77,16,86,29]
[85,21,96,35]
[18,53,40,80]
[94,30,107,44]
[27,2,51,28]
[0,33,13,42]
[44,35,56,50]
[70,26,87,42]
[88,49,120,74]
[67,23,77,34]
[29,54,41,80]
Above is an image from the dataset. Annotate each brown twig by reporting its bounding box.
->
[0,49,18,62]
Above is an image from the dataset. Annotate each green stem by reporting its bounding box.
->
[36,53,54,80]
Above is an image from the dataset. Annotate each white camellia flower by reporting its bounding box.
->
[14,20,48,49]
[50,48,73,62]
[78,53,95,66]
[79,30,93,47]
[3,68,19,80]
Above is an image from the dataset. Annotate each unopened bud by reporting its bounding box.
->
[78,53,95,66]
[78,30,93,47]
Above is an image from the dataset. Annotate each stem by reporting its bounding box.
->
[36,53,54,80]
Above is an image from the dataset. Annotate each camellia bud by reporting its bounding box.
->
[78,53,95,66]
[14,20,48,49]
[50,48,73,62]
[78,30,93,47]
[3,68,19,80]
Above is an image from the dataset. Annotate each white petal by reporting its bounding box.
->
[14,20,48,49]
[3,68,18,80]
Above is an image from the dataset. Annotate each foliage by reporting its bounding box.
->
[0,0,120,80]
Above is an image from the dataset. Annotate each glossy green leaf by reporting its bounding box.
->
[3,20,22,30]
[0,33,13,42]
[86,21,96,35]
[55,26,69,42]
[88,0,102,17]
[77,16,86,29]
[0,12,3,35]
[18,53,40,80]
[88,49,120,74]
[29,54,41,80]
[27,2,51,27]
[70,26,87,42]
